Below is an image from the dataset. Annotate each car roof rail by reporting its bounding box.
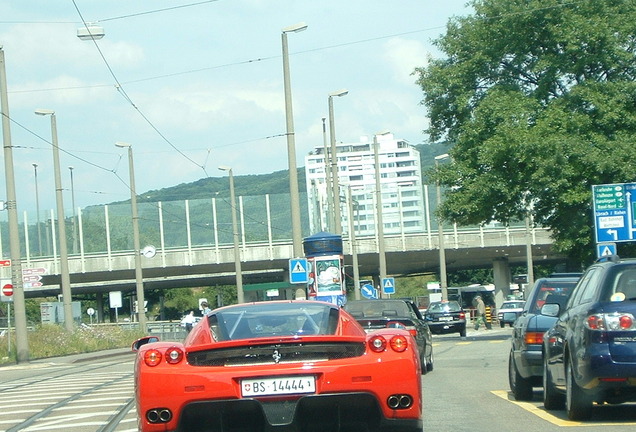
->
[596,254,620,263]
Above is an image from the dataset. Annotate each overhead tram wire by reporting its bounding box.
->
[72,0,209,178]
[6,0,592,97]
[9,112,291,236]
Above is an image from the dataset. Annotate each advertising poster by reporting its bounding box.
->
[307,255,346,306]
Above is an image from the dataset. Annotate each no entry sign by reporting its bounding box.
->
[2,283,13,297]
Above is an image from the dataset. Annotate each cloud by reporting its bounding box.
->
[382,38,429,86]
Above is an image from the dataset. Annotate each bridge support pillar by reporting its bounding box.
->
[96,292,104,323]
[492,257,512,306]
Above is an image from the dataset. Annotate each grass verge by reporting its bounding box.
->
[0,324,146,365]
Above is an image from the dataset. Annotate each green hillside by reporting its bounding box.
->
[130,142,448,203]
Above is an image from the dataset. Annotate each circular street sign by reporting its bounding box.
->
[87,307,95,316]
[2,284,14,296]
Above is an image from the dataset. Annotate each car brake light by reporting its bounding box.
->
[389,335,408,352]
[586,315,603,330]
[599,377,628,382]
[619,315,634,329]
[165,347,184,364]
[459,312,465,319]
[585,313,636,331]
[524,332,544,345]
[144,349,162,367]
[408,329,418,337]
[369,335,387,352]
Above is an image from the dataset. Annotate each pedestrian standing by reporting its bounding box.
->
[201,301,211,315]
[474,295,486,330]
[181,311,196,333]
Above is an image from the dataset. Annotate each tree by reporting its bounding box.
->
[415,0,636,264]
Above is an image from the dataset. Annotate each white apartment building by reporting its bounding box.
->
[304,133,428,237]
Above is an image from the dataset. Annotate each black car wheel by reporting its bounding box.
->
[426,351,434,372]
[543,355,564,410]
[420,351,428,375]
[566,358,593,420]
[459,327,466,337]
[509,350,533,401]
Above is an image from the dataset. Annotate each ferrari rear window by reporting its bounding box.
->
[210,303,340,341]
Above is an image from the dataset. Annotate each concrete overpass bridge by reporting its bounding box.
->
[16,225,561,300]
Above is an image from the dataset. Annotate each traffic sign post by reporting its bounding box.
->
[597,243,617,259]
[593,183,636,243]
[1,280,13,302]
[289,258,309,284]
[361,283,378,299]
[382,277,396,295]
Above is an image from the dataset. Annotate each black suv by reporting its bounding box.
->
[508,274,580,400]
[344,299,434,374]
[543,256,636,420]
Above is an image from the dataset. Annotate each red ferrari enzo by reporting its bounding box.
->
[133,300,423,432]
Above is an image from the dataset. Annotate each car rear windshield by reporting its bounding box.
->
[427,301,462,313]
[529,280,578,314]
[501,301,524,309]
[344,301,411,318]
[605,267,636,302]
[209,302,340,341]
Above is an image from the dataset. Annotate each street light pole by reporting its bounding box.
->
[1,46,30,362]
[346,186,361,299]
[33,163,42,256]
[35,109,74,332]
[69,166,78,254]
[281,22,307,258]
[114,142,146,331]
[373,131,390,295]
[219,166,244,303]
[328,89,348,236]
[322,117,333,232]
[435,153,450,301]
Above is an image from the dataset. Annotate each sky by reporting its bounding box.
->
[0,0,473,214]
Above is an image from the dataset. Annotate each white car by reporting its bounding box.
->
[497,300,525,327]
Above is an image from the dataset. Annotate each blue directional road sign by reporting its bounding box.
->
[289,258,309,284]
[593,183,636,243]
[382,277,395,295]
[361,283,378,299]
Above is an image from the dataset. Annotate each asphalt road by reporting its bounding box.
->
[1,329,636,431]
[425,328,636,431]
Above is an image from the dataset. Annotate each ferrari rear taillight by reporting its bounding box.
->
[585,313,636,331]
[369,335,409,353]
[144,349,162,367]
[524,332,544,345]
[165,347,184,364]
[389,335,408,352]
[369,335,387,352]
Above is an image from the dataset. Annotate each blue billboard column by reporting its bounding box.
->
[303,232,346,306]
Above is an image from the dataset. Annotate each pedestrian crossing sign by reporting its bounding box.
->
[382,277,395,295]
[289,258,309,284]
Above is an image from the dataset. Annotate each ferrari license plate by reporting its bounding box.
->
[241,376,316,397]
